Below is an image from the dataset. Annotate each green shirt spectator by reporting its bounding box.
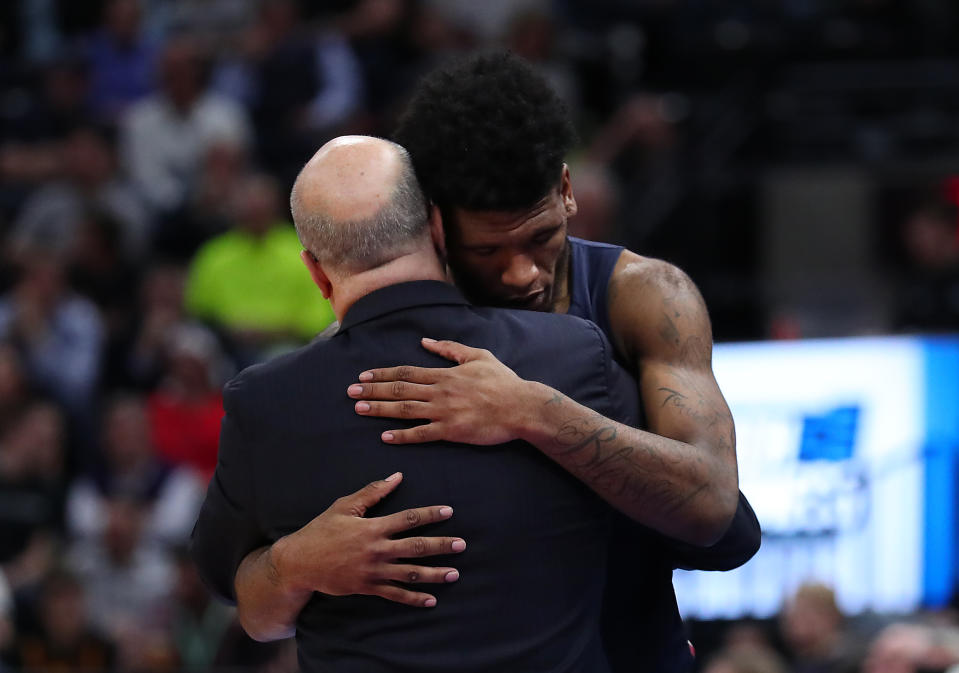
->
[186,223,334,340]
[185,174,334,345]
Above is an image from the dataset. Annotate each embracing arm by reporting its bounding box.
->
[235,542,311,642]
[521,255,740,543]
[606,253,746,549]
[348,261,739,545]
[348,255,745,546]
[351,337,732,545]
[192,384,466,642]
[232,473,466,642]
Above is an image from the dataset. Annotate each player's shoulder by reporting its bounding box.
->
[606,251,711,364]
[607,251,708,326]
[610,250,698,300]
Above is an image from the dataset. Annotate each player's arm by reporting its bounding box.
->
[232,474,465,642]
[350,339,732,545]
[193,383,465,643]
[347,281,738,545]
[606,252,759,568]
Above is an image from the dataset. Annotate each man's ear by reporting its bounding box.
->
[300,250,333,299]
[428,203,447,260]
[561,164,578,217]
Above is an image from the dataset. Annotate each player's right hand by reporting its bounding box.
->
[272,472,465,608]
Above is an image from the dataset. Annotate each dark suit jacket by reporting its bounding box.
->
[191,280,640,673]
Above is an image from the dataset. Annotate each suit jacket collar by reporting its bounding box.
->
[336,280,470,334]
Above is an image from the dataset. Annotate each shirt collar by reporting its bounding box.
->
[335,280,470,335]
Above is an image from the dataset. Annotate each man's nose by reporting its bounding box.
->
[501,254,539,288]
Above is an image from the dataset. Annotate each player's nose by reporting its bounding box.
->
[500,254,539,288]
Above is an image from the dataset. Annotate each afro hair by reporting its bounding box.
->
[393,51,576,213]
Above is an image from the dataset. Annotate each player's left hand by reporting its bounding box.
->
[348,338,535,445]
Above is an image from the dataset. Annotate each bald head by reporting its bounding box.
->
[292,136,429,273]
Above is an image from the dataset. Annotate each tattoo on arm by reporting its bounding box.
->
[657,384,735,454]
[545,418,707,516]
[544,393,564,406]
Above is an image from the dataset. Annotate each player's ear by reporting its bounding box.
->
[561,164,578,217]
[300,249,333,299]
[428,203,446,260]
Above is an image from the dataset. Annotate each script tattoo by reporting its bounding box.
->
[548,418,706,515]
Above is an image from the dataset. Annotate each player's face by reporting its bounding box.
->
[446,175,576,312]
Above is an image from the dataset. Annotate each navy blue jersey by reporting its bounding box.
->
[566,236,623,344]
[564,237,760,673]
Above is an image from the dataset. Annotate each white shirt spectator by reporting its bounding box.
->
[120,91,252,213]
[66,467,205,547]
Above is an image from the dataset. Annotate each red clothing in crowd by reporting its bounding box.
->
[147,391,223,482]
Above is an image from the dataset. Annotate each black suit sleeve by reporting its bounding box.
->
[190,383,267,603]
[662,491,761,571]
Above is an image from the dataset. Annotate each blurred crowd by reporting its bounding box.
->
[0,0,957,671]
[693,582,959,673]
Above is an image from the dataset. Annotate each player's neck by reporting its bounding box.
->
[550,240,572,314]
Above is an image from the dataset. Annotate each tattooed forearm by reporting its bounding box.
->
[546,418,709,516]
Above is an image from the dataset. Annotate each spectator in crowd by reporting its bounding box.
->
[506,9,580,116]
[185,172,335,361]
[0,56,90,146]
[184,139,251,245]
[66,394,204,547]
[780,582,862,673]
[120,36,252,217]
[9,124,151,264]
[703,647,788,673]
[0,254,103,422]
[147,323,226,482]
[10,569,115,671]
[333,0,466,124]
[83,0,159,124]
[863,622,959,673]
[701,622,790,673]
[111,263,188,390]
[67,496,175,649]
[154,137,251,258]
[0,343,30,435]
[0,401,66,595]
[65,210,141,348]
[0,58,91,196]
[163,546,234,669]
[232,0,363,183]
[894,188,959,332]
[156,0,257,58]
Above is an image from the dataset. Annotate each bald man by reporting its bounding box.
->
[190,136,640,672]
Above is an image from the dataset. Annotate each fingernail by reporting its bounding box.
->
[359,371,373,381]
[355,401,370,412]
[439,506,453,518]
[445,570,459,582]
[385,472,401,481]
[424,597,437,608]
[348,384,363,396]
[382,432,394,442]
[422,338,437,344]
[451,539,466,552]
